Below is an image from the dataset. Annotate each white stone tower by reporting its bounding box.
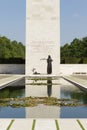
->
[26,0,60,76]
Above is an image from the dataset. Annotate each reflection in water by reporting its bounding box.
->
[0,84,25,118]
[47,79,52,97]
[0,78,25,98]
[25,78,60,118]
[1,78,87,118]
[61,86,87,104]
[0,86,25,98]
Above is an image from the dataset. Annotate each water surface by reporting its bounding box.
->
[0,78,87,118]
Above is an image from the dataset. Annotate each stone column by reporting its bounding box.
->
[26,0,60,76]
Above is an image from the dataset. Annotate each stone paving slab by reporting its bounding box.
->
[10,119,33,130]
[58,119,81,130]
[79,119,87,130]
[0,119,11,130]
[35,119,56,130]
[0,119,87,130]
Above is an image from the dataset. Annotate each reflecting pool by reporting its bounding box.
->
[0,77,87,118]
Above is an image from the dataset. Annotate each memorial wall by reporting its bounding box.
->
[26,0,60,75]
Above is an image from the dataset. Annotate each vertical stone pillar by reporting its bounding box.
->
[26,0,60,76]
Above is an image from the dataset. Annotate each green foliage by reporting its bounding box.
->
[0,36,25,64]
[61,36,87,64]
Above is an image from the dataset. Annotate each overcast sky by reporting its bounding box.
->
[0,0,87,45]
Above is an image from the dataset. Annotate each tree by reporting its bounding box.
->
[0,36,25,64]
[61,36,87,64]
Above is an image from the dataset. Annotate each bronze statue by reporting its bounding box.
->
[47,55,53,74]
[40,55,53,74]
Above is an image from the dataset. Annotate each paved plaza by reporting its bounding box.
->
[0,118,87,130]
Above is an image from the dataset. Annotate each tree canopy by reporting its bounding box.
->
[0,35,87,64]
[0,36,25,64]
[61,36,87,64]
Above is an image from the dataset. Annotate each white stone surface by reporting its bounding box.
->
[26,0,60,76]
[35,119,56,130]
[1,64,87,76]
[10,119,33,130]
[26,105,60,118]
[79,119,87,130]
[0,119,11,130]
[0,74,24,89]
[63,75,87,90]
[25,83,60,118]
[58,119,81,130]
[1,119,87,130]
[60,64,87,75]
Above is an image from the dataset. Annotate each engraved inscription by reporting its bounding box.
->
[29,41,54,53]
[28,2,58,20]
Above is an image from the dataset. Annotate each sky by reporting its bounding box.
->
[61,0,87,45]
[0,0,25,44]
[0,0,87,45]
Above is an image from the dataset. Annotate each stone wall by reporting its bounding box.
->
[0,64,25,74]
[1,64,87,75]
[60,64,87,75]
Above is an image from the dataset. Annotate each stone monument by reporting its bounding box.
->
[26,0,60,76]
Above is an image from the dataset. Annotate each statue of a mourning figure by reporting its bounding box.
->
[47,55,53,74]
[40,55,53,74]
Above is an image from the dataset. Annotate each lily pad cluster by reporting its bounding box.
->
[0,97,82,108]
